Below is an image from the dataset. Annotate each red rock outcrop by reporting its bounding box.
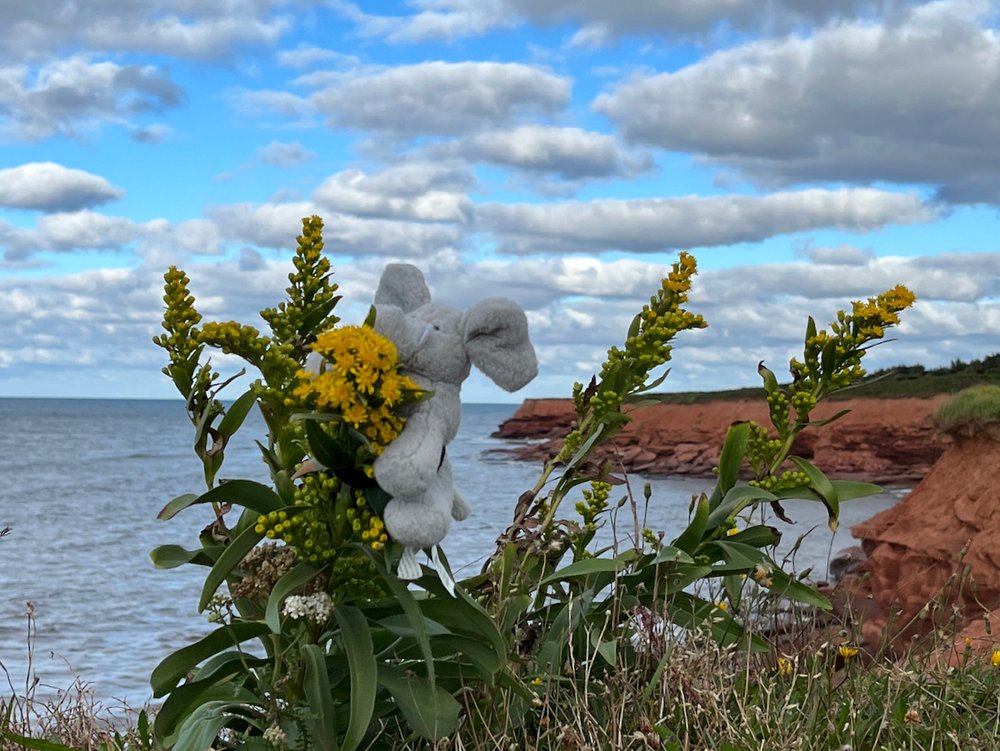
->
[496,395,950,483]
[836,425,1000,659]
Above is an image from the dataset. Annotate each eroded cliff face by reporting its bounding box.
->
[836,427,1000,661]
[496,395,950,483]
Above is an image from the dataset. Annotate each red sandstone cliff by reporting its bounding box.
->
[835,424,1000,661]
[496,395,950,483]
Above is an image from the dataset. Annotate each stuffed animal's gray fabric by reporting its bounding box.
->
[372,263,537,550]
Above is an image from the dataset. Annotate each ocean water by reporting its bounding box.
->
[0,399,904,704]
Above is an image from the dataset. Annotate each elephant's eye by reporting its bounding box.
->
[432,324,440,331]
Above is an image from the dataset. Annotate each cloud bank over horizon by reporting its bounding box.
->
[0,0,997,402]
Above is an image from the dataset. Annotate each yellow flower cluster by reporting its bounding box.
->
[293,325,421,453]
[790,285,916,393]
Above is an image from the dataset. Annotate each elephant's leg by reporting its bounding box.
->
[382,488,453,549]
[438,458,471,521]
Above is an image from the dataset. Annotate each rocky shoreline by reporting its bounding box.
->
[495,395,951,484]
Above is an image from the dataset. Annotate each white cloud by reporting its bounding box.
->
[0,55,184,141]
[336,0,912,43]
[258,140,317,167]
[595,1,1000,203]
[434,125,651,180]
[476,188,934,254]
[312,162,474,222]
[209,200,463,257]
[310,61,570,137]
[277,44,360,69]
[334,0,516,42]
[0,1,290,63]
[0,163,123,211]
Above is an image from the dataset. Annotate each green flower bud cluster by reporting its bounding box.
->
[255,474,388,566]
[329,551,386,602]
[748,470,809,492]
[790,390,817,422]
[766,390,790,433]
[743,421,783,476]
[575,481,611,529]
[197,321,271,367]
[260,216,341,353]
[555,428,583,463]
[152,266,203,384]
[595,253,707,418]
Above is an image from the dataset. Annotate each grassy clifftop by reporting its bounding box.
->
[652,353,1000,404]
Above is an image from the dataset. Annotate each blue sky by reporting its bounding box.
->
[1,0,998,402]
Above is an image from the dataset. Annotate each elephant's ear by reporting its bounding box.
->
[464,298,538,392]
[374,263,431,312]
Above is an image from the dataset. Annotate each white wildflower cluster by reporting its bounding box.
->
[281,592,334,623]
[263,723,287,748]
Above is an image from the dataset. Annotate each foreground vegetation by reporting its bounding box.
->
[4,218,999,750]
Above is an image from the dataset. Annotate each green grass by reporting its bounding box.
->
[934,384,1000,432]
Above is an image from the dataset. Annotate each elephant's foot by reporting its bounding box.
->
[383,497,451,549]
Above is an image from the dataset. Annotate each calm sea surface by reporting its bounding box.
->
[0,399,904,704]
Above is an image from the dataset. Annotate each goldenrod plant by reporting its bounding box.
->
[150,217,916,749]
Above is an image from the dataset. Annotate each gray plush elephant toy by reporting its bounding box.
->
[371,263,537,553]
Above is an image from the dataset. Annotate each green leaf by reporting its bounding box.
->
[367,550,436,683]
[154,663,262,742]
[335,606,377,751]
[788,455,840,530]
[377,614,451,639]
[305,418,351,470]
[651,544,694,565]
[757,361,779,394]
[157,480,284,520]
[632,367,671,395]
[378,665,461,740]
[539,557,626,586]
[431,634,503,679]
[563,422,605,472]
[170,700,243,751]
[727,524,781,548]
[218,390,258,439]
[589,630,618,667]
[302,643,336,751]
[151,621,270,697]
[708,422,750,509]
[627,312,641,339]
[672,495,709,555]
[149,543,221,569]
[364,486,391,518]
[830,479,883,501]
[157,493,199,521]
[265,561,319,632]
[199,523,266,612]
[705,484,777,529]
[0,733,77,750]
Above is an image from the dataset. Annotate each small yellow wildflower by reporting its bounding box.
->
[991,649,1000,668]
[715,601,729,612]
[837,644,859,660]
[776,657,793,676]
[726,527,738,536]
